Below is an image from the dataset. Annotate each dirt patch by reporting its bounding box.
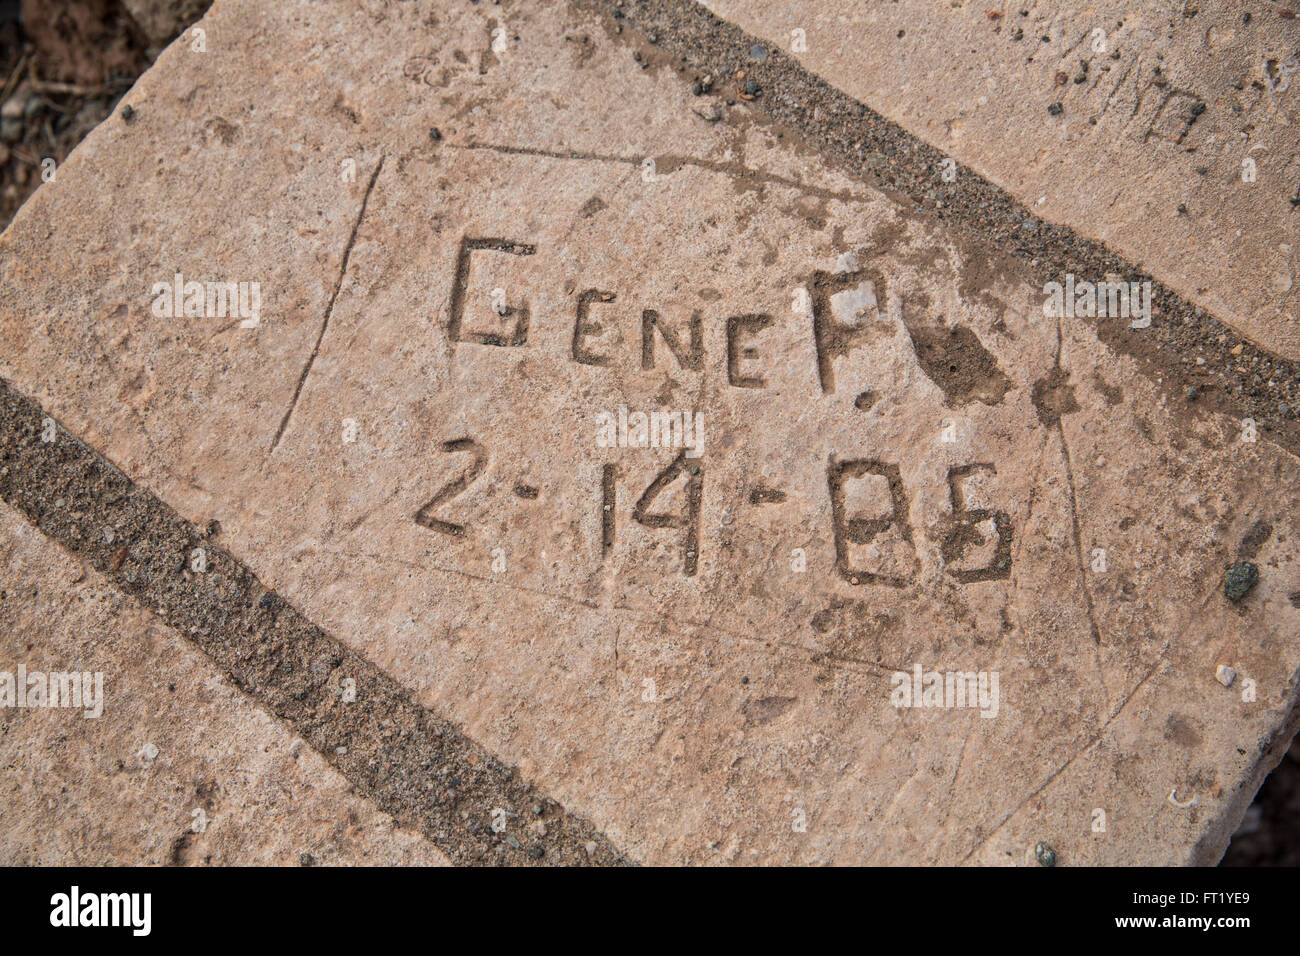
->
[1031,366,1081,426]
[903,317,1012,407]
[19,0,148,85]
[0,1,210,227]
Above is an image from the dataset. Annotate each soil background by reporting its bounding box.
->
[0,0,1293,868]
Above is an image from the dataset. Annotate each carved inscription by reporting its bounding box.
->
[414,237,1018,585]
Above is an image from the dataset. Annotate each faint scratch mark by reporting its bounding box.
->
[958,650,1166,863]
[271,156,385,453]
[451,140,868,204]
[1058,422,1102,648]
[936,710,976,834]
[1051,318,1102,649]
[313,543,875,678]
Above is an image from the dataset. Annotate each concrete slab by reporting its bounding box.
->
[0,0,1297,864]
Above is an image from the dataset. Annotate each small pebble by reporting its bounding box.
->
[1224,561,1259,602]
[1034,841,1056,867]
[1215,664,1236,687]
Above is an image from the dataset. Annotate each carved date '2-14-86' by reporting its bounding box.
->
[415,443,1011,585]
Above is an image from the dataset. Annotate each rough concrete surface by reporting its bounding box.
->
[0,500,449,865]
[0,0,1297,865]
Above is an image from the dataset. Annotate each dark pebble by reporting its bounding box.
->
[1224,562,1259,602]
